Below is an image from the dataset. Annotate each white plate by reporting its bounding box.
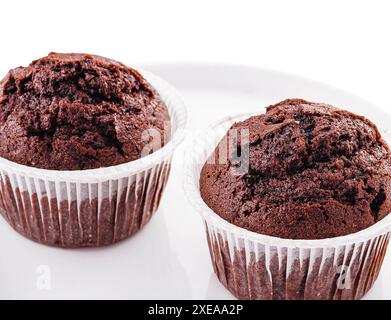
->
[0,63,390,299]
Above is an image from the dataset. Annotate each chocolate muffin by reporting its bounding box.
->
[200,99,391,239]
[0,53,185,248]
[0,53,170,170]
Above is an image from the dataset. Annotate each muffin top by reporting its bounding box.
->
[200,99,391,239]
[0,53,170,170]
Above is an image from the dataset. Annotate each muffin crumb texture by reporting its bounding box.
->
[200,99,391,239]
[0,53,170,170]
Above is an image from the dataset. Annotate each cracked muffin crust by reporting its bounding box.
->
[200,99,391,239]
[0,53,170,170]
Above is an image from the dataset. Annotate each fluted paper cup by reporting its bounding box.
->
[0,70,187,248]
[184,114,391,300]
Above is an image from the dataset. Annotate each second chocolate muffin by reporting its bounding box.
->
[200,99,391,239]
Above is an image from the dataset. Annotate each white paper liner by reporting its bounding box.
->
[184,114,391,300]
[0,70,187,248]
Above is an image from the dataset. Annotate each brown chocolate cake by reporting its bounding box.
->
[0,53,175,248]
[200,99,391,239]
[0,53,170,170]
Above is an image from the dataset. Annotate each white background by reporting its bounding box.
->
[0,0,390,112]
[0,0,391,300]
